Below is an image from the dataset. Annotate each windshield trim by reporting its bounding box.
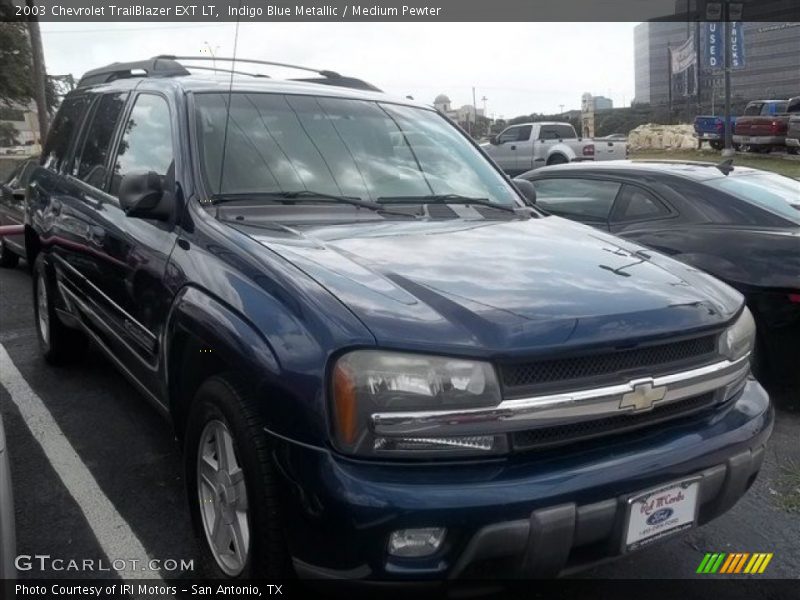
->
[187,89,533,214]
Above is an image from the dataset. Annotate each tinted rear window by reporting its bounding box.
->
[704,172,800,225]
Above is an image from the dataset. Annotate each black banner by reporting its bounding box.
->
[6,579,800,600]
[1,0,800,22]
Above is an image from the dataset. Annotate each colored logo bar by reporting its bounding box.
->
[697,553,773,574]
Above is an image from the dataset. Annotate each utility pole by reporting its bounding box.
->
[26,0,49,145]
[470,86,477,137]
[667,46,673,124]
[722,0,734,157]
[559,104,565,114]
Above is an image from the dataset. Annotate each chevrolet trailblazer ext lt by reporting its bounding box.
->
[25,57,770,580]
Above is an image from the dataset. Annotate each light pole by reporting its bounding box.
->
[722,4,733,156]
[720,0,743,157]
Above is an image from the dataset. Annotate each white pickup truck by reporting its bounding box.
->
[481,121,627,176]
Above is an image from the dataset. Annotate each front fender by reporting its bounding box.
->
[165,285,281,383]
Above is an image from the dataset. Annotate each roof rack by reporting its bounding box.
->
[76,57,189,88]
[76,55,381,92]
[183,65,270,79]
[160,55,381,91]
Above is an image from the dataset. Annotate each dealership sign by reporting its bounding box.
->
[704,22,745,69]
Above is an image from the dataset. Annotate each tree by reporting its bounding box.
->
[0,122,19,146]
[0,19,57,146]
[26,0,50,143]
[0,22,35,108]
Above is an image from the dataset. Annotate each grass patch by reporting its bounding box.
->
[776,459,800,513]
[629,149,800,179]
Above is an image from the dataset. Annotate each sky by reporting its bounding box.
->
[39,22,638,118]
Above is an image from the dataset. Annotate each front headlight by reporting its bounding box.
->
[719,306,756,361]
[330,350,506,457]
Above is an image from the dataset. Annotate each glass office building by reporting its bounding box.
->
[634,21,800,108]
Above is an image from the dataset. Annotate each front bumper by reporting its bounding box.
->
[270,380,772,580]
[732,134,786,146]
[785,137,800,148]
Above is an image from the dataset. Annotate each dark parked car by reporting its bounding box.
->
[0,157,38,268]
[26,57,771,580]
[521,161,800,385]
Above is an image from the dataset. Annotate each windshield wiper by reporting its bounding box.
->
[211,190,416,217]
[377,194,518,213]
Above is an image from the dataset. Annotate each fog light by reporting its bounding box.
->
[388,528,446,557]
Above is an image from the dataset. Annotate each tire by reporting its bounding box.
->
[32,254,86,365]
[710,141,723,151]
[787,146,799,155]
[0,240,19,268]
[184,374,290,579]
[547,154,568,166]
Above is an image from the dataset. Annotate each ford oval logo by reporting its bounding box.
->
[647,508,674,525]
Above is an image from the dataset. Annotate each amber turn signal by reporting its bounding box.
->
[332,362,358,445]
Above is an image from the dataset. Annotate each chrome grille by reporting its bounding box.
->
[511,391,719,451]
[500,335,718,392]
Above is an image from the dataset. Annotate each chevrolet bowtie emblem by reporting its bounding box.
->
[620,380,667,412]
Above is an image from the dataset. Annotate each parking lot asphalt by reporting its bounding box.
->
[0,262,798,585]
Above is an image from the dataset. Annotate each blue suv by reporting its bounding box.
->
[25,56,771,579]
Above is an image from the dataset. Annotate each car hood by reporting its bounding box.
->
[230,216,741,355]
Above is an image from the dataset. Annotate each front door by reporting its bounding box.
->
[58,91,180,402]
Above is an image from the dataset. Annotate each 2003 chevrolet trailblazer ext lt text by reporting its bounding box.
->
[23,56,771,579]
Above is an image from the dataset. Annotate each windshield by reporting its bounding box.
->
[194,92,518,207]
[704,172,800,225]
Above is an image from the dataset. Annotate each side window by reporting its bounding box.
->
[769,102,787,115]
[516,125,532,141]
[498,126,520,143]
[613,185,670,221]
[743,103,761,116]
[532,178,621,220]
[540,125,573,141]
[110,94,174,197]
[42,95,90,172]
[553,124,576,139]
[72,93,127,189]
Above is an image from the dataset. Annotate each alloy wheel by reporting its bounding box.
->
[197,419,250,576]
[37,272,49,345]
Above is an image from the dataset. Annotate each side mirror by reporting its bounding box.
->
[512,178,537,205]
[490,135,499,145]
[119,171,170,220]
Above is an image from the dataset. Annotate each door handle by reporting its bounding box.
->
[510,145,517,150]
